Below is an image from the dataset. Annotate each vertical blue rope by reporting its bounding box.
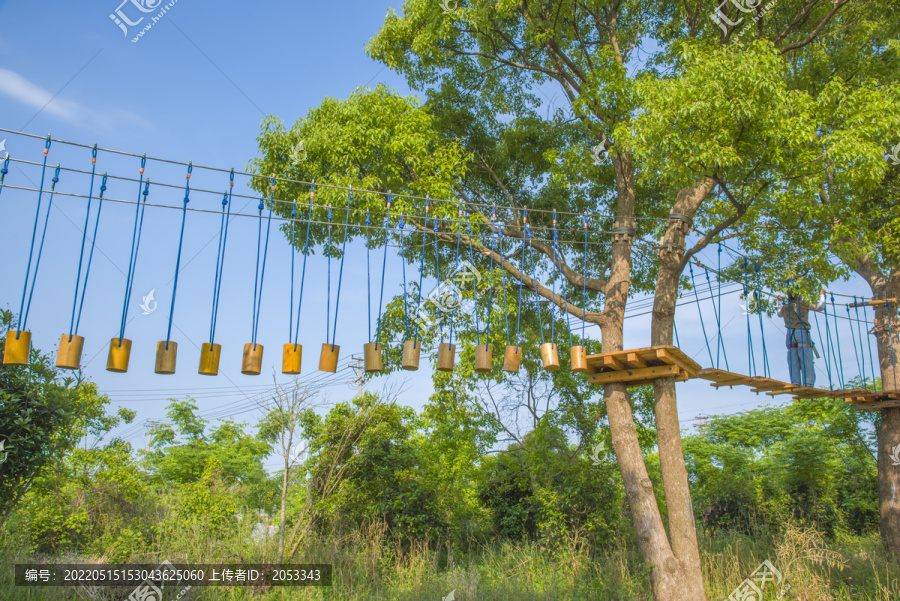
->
[413,199,429,345]
[689,263,714,366]
[743,261,755,377]
[552,212,573,349]
[17,136,51,337]
[888,300,898,391]
[436,214,444,342]
[828,296,846,388]
[74,174,107,336]
[251,197,264,343]
[209,176,233,345]
[375,194,391,347]
[485,214,495,345]
[289,199,297,342]
[366,210,372,343]
[400,216,409,342]
[0,156,10,201]
[529,226,544,344]
[449,203,463,345]
[813,312,833,390]
[467,219,480,344]
[717,245,724,365]
[754,265,769,378]
[326,207,332,344]
[516,213,527,351]
[22,164,60,332]
[853,300,869,389]
[582,214,588,346]
[118,155,148,343]
[293,184,313,347]
[251,181,275,348]
[846,303,863,385]
[863,304,877,390]
[329,186,352,349]
[68,145,98,338]
[164,164,192,348]
[674,321,681,348]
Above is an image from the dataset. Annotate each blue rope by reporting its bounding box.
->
[251,181,275,347]
[435,214,444,342]
[329,186,353,349]
[366,210,372,343]
[846,303,863,385]
[17,136,51,336]
[828,296,846,388]
[209,175,233,345]
[754,264,769,378]
[164,163,192,347]
[375,194,391,347]
[674,321,681,348]
[743,262,755,377]
[863,304,877,390]
[293,184,314,347]
[449,203,463,345]
[400,215,409,342]
[496,215,511,347]
[22,163,60,332]
[529,226,544,344]
[74,174,106,337]
[552,212,573,349]
[582,214,588,345]
[251,198,263,342]
[326,207,332,344]
[706,266,728,370]
[689,264,715,366]
[485,212,496,345]
[0,156,10,201]
[67,145,98,338]
[812,311,832,389]
[118,156,149,343]
[467,219,481,344]
[516,212,527,351]
[853,300,869,389]
[413,199,429,345]
[888,300,898,391]
[289,199,297,342]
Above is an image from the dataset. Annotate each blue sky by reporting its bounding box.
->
[0,0,875,471]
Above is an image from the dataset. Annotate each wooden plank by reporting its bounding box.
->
[589,365,680,385]
[603,355,627,371]
[751,381,793,393]
[655,347,702,376]
[697,368,749,383]
[625,352,648,368]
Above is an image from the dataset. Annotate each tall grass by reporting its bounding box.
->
[0,514,897,600]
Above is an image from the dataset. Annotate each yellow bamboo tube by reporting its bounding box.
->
[570,345,588,373]
[155,341,177,374]
[242,343,264,375]
[502,345,520,373]
[106,337,132,373]
[437,342,456,372]
[56,334,84,370]
[474,344,492,373]
[3,330,31,366]
[364,342,383,373]
[282,343,302,375]
[319,343,339,373]
[198,342,221,376]
[401,340,420,371]
[541,342,560,371]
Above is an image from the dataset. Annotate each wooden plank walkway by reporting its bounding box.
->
[585,346,702,387]
[697,368,900,410]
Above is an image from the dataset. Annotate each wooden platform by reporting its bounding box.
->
[585,346,702,387]
[697,368,900,410]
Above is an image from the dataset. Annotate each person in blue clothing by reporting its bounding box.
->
[776,288,826,386]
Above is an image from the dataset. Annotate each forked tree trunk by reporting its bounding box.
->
[597,155,706,601]
[873,278,900,556]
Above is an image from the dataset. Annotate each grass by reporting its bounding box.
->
[0,515,897,600]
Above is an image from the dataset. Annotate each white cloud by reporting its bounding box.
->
[0,68,149,131]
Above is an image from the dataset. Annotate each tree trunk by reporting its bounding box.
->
[277,456,289,563]
[874,289,900,556]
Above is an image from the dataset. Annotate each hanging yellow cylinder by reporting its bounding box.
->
[198,342,221,376]
[242,343,264,375]
[319,343,340,373]
[437,342,456,372]
[155,340,177,374]
[502,345,521,373]
[55,334,84,370]
[3,330,31,366]
[364,342,383,373]
[541,342,560,371]
[570,345,588,373]
[282,343,302,375]
[401,340,420,371]
[474,344,492,373]
[106,338,132,373]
